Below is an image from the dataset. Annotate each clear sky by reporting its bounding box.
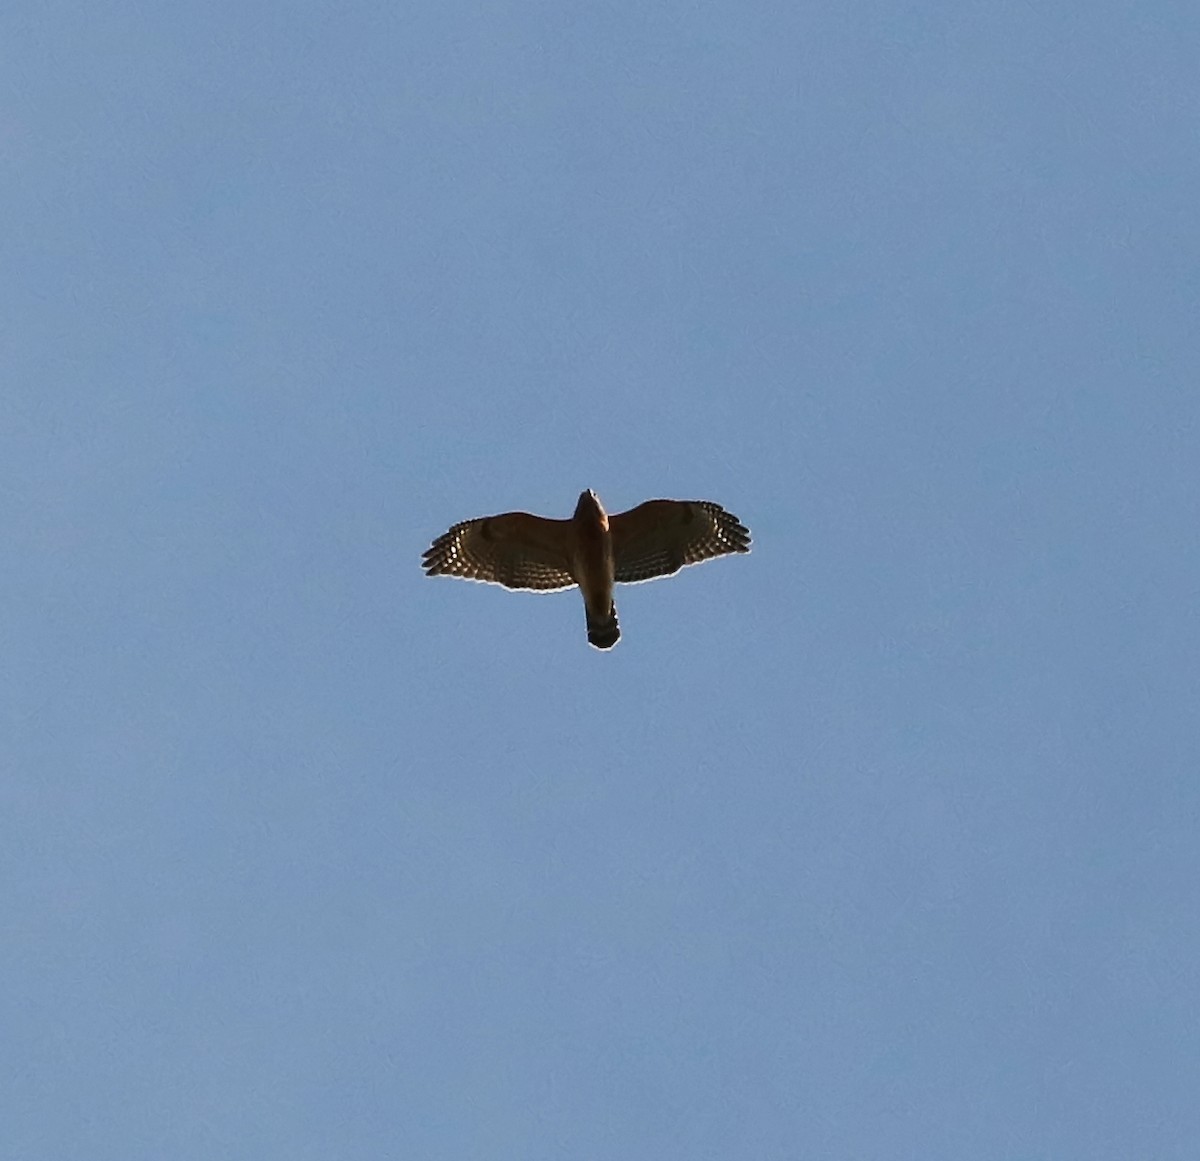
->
[4,2,1198,1158]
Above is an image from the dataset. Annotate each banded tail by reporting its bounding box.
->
[586,602,620,650]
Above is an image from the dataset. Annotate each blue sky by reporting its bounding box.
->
[4,2,1198,1157]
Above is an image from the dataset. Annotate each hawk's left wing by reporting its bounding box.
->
[609,500,750,584]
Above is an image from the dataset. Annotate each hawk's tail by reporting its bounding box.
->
[586,603,620,650]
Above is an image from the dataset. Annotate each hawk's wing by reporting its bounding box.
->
[422,512,577,591]
[609,500,751,584]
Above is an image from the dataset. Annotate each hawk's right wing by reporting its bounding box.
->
[422,512,577,592]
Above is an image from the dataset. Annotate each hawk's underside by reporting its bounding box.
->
[422,490,751,649]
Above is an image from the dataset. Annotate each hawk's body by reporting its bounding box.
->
[422,490,750,649]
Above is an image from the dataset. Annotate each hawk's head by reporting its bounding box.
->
[574,488,609,528]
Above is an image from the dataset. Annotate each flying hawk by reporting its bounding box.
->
[423,490,751,649]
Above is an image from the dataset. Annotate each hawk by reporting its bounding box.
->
[422,490,751,649]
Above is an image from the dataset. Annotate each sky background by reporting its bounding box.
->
[3,2,1198,1158]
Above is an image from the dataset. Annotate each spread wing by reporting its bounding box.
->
[422,512,577,592]
[609,500,751,584]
